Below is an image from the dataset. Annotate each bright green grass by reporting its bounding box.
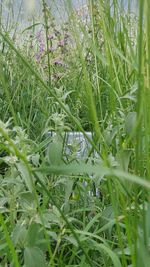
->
[0,0,150,266]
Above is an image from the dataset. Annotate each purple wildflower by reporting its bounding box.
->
[40,42,45,53]
[36,31,42,40]
[49,46,55,53]
[53,59,63,66]
[35,53,42,62]
[58,39,65,47]
[48,34,54,40]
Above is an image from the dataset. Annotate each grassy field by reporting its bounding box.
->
[0,0,150,266]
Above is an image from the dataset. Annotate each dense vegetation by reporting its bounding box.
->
[0,0,150,266]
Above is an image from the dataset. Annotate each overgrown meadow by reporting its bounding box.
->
[0,0,150,266]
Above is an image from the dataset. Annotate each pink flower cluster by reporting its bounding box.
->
[34,26,70,82]
[35,31,45,62]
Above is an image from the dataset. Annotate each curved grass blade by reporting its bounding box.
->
[0,214,20,267]
[34,162,150,190]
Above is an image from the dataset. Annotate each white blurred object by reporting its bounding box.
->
[47,131,100,196]
[48,131,96,159]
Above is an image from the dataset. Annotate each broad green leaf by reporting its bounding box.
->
[47,231,58,241]
[24,247,46,267]
[19,191,37,210]
[80,255,90,267]
[137,238,150,267]
[47,135,63,165]
[124,112,137,136]
[17,162,33,192]
[105,125,121,146]
[145,203,150,239]
[26,223,41,247]
[100,205,114,228]
[117,149,132,171]
[12,224,27,247]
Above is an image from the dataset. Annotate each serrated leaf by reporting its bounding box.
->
[37,162,106,177]
[35,163,150,190]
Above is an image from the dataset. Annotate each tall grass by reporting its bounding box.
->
[0,0,150,266]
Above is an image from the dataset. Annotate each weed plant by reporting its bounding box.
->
[0,0,150,266]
